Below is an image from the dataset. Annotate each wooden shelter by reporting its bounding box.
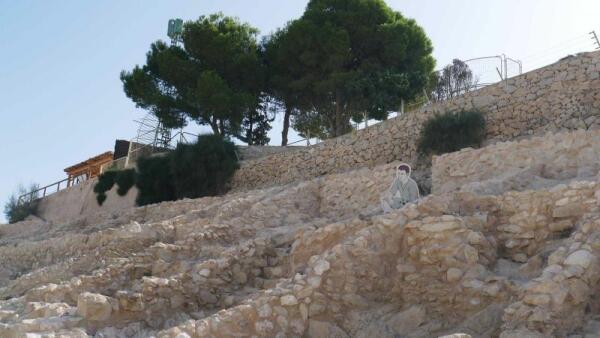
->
[64,151,114,187]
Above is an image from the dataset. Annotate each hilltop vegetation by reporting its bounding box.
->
[121,0,435,145]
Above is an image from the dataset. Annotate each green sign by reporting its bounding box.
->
[167,19,183,40]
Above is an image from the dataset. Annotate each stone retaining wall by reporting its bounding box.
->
[36,178,137,224]
[432,129,600,195]
[232,51,600,192]
[237,145,304,161]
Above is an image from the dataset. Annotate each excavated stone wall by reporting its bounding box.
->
[157,180,600,338]
[232,51,600,192]
[432,129,600,195]
[29,52,600,225]
[1,129,600,337]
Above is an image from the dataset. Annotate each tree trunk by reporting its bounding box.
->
[218,119,225,136]
[210,117,220,135]
[334,90,343,137]
[247,116,254,146]
[281,106,291,146]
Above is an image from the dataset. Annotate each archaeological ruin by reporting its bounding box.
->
[0,51,599,337]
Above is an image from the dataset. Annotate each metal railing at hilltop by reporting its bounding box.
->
[17,131,199,205]
[17,176,87,205]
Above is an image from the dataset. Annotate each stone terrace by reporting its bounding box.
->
[232,51,600,193]
[0,129,599,337]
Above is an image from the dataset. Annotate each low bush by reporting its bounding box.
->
[135,134,239,206]
[417,109,486,155]
[3,184,40,224]
[170,134,239,199]
[115,169,136,196]
[93,171,117,206]
[135,155,176,206]
[94,169,137,205]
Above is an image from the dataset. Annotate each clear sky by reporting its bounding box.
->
[1,0,599,223]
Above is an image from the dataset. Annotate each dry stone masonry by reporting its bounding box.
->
[1,128,599,337]
[232,51,600,192]
[432,129,600,195]
[2,49,600,337]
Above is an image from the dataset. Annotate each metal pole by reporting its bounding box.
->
[591,31,600,50]
[502,54,508,81]
[505,57,523,76]
[125,140,134,168]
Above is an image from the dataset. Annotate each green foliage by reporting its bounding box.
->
[263,0,435,138]
[134,135,239,206]
[94,172,117,193]
[291,110,336,140]
[120,13,266,144]
[3,184,40,224]
[135,155,176,206]
[115,169,136,196]
[262,28,306,145]
[94,169,137,205]
[417,110,486,155]
[96,193,107,206]
[169,134,239,199]
[429,59,478,101]
[239,106,273,146]
[94,171,117,206]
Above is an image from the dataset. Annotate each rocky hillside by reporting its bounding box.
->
[0,129,599,338]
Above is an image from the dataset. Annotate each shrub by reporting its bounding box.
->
[3,184,40,224]
[115,169,136,196]
[135,155,176,206]
[417,110,486,155]
[93,171,117,206]
[169,134,239,199]
[96,193,107,206]
[134,134,239,206]
[94,169,137,205]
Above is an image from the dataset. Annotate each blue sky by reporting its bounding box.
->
[1,0,599,223]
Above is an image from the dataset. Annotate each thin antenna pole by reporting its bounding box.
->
[590,31,600,50]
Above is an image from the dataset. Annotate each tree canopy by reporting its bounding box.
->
[123,1,437,143]
[121,13,269,144]
[429,59,478,102]
[264,0,436,138]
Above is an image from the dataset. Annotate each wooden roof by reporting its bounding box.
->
[64,151,114,175]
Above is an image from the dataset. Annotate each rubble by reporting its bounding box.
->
[0,129,599,337]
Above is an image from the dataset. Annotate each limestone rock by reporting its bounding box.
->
[564,250,594,268]
[77,292,114,321]
[386,305,426,335]
[308,320,349,338]
[280,295,298,306]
